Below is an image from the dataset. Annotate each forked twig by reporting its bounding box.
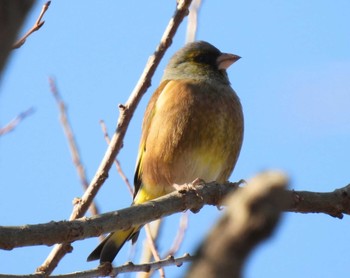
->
[12,1,51,49]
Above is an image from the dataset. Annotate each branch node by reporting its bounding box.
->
[124,261,135,267]
[12,1,51,49]
[118,103,126,110]
[63,243,73,253]
[72,197,82,205]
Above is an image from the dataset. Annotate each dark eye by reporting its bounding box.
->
[194,54,209,64]
[193,53,216,66]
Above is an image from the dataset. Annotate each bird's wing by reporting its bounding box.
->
[133,80,170,199]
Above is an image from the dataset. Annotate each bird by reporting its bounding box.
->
[87,41,244,263]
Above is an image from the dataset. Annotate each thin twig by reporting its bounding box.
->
[165,212,189,257]
[37,78,101,273]
[99,120,133,195]
[143,223,165,278]
[99,120,164,273]
[0,254,193,278]
[186,0,202,43]
[0,107,35,136]
[36,0,193,274]
[0,0,35,74]
[138,222,158,277]
[49,77,100,217]
[12,1,51,49]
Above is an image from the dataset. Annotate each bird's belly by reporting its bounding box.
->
[140,80,243,198]
[172,146,226,185]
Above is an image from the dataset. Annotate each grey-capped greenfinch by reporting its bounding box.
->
[87,41,244,263]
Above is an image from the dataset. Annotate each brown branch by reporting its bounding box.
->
[0,107,35,136]
[2,177,350,251]
[186,172,288,278]
[137,220,164,278]
[99,120,133,195]
[37,78,102,273]
[12,1,50,49]
[36,0,193,274]
[142,222,165,278]
[0,254,193,278]
[49,77,100,217]
[0,0,35,75]
[0,180,239,250]
[285,188,350,218]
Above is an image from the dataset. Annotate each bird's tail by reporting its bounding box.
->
[87,226,140,263]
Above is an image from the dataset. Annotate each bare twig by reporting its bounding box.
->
[36,0,193,274]
[99,120,133,195]
[100,120,162,264]
[0,0,35,75]
[0,254,193,278]
[3,178,350,250]
[0,107,35,136]
[38,78,102,273]
[165,211,189,257]
[138,213,188,278]
[186,172,288,278]
[49,77,100,217]
[186,0,202,43]
[142,222,165,278]
[137,222,163,278]
[12,1,51,49]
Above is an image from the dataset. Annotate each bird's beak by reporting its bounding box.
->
[216,53,241,70]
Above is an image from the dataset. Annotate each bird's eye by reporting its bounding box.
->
[194,54,207,63]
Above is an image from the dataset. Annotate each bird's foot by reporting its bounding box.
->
[173,178,204,193]
[173,178,206,214]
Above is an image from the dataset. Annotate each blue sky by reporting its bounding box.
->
[1,0,350,277]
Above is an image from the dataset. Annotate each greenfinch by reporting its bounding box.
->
[87,41,244,263]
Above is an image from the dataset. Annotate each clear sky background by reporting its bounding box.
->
[1,0,350,277]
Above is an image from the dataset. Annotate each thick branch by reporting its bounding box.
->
[1,181,238,250]
[284,187,350,218]
[186,172,287,278]
[1,179,350,250]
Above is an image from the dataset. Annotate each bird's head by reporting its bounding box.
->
[162,41,240,84]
